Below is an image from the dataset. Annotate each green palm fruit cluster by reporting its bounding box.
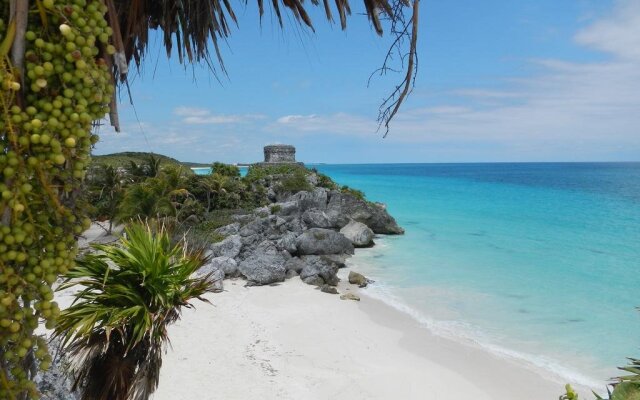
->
[0,0,113,397]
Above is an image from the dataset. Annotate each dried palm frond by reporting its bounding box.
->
[105,0,419,133]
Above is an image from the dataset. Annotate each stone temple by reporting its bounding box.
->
[262,144,300,164]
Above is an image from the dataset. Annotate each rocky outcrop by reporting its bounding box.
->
[340,220,375,248]
[290,188,328,211]
[296,228,354,256]
[299,255,342,286]
[214,222,240,236]
[327,191,404,234]
[209,235,242,258]
[194,169,402,289]
[238,241,287,285]
[302,209,333,229]
[205,256,238,277]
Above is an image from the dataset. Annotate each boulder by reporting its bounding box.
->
[302,209,333,229]
[284,216,306,234]
[302,275,325,286]
[340,293,361,301]
[299,255,342,286]
[209,268,225,292]
[340,220,375,248]
[214,222,241,236]
[238,241,287,285]
[254,206,270,217]
[284,257,305,273]
[295,228,354,256]
[232,213,255,225]
[209,235,242,258]
[212,256,239,277]
[197,259,227,291]
[285,269,299,279]
[327,191,404,234]
[272,200,300,217]
[290,188,328,211]
[321,254,348,268]
[348,271,372,288]
[239,216,271,237]
[320,284,339,294]
[276,231,298,254]
[239,215,288,240]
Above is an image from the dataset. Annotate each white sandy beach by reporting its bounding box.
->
[149,272,576,400]
[47,224,589,399]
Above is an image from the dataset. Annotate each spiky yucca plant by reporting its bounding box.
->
[54,223,215,400]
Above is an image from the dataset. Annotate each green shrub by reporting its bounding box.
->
[270,204,282,214]
[281,170,313,193]
[341,185,365,200]
[212,162,240,177]
[316,172,338,190]
[245,163,308,182]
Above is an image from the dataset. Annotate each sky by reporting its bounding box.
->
[94,0,640,164]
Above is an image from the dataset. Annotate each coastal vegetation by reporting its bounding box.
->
[54,222,215,400]
[0,0,418,395]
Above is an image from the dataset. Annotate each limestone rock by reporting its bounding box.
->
[209,235,242,258]
[340,220,375,248]
[299,255,342,286]
[276,231,298,254]
[285,269,299,279]
[290,188,328,211]
[214,222,241,236]
[212,256,239,277]
[320,284,339,294]
[295,228,354,256]
[327,191,404,234]
[302,275,325,286]
[272,200,300,217]
[302,209,334,229]
[238,241,287,285]
[348,271,373,288]
[340,293,361,301]
[284,257,305,273]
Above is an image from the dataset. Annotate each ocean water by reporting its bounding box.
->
[191,166,248,176]
[314,163,640,388]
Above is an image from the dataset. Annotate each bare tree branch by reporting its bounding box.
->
[372,0,419,137]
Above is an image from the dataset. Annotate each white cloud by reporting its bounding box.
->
[97,1,640,162]
[173,107,266,125]
[268,0,640,160]
[273,112,376,136]
[575,0,640,61]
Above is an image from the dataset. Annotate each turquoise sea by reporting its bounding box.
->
[314,163,640,388]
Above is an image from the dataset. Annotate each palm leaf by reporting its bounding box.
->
[55,222,214,400]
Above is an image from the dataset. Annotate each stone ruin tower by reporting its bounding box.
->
[263,144,299,164]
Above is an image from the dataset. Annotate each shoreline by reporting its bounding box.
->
[150,269,589,400]
[347,236,608,393]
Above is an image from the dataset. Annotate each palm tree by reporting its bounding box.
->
[93,165,126,233]
[198,173,227,212]
[118,166,191,221]
[54,223,215,400]
[144,154,162,179]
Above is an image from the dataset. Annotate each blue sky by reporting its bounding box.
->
[94,0,640,163]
